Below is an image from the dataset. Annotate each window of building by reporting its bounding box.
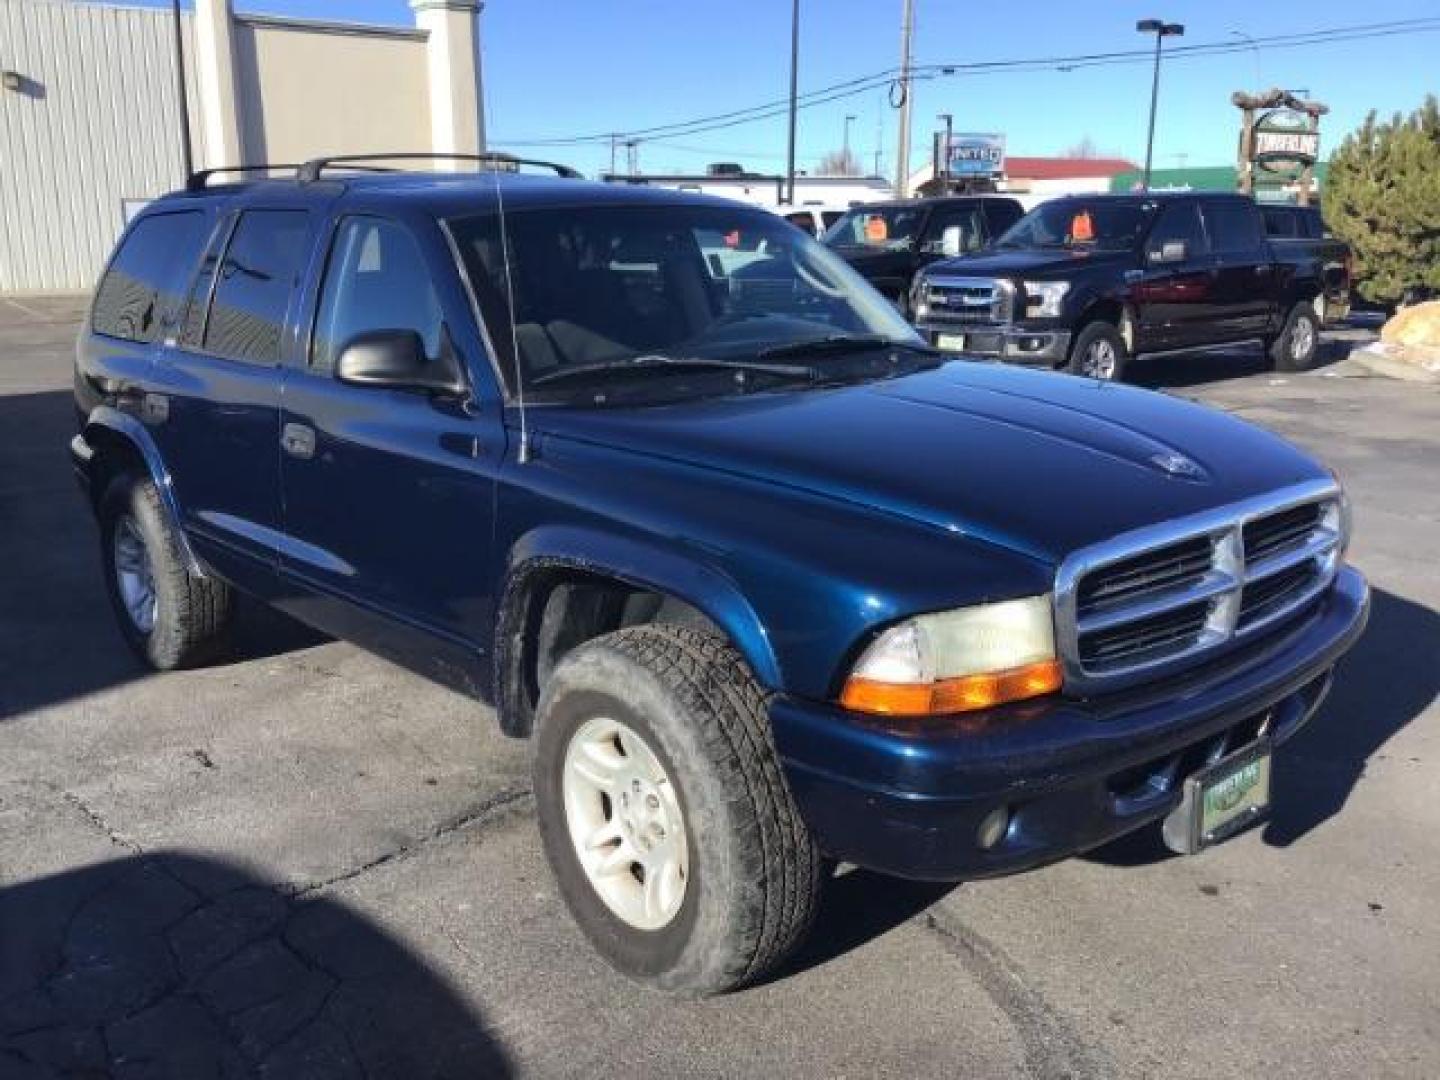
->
[92,211,207,343]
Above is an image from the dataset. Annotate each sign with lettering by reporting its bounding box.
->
[948,134,1005,176]
[1253,109,1319,177]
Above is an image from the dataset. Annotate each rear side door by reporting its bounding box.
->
[155,204,321,591]
[1129,200,1214,352]
[1200,199,1275,341]
[276,208,503,686]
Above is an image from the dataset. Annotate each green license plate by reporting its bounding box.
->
[936,333,966,352]
[1161,739,1272,854]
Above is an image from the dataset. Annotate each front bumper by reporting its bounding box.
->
[769,566,1369,881]
[917,323,1071,365]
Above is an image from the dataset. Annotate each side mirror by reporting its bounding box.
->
[940,225,965,257]
[1150,239,1188,264]
[335,329,466,395]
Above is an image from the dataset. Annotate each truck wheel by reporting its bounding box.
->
[99,473,232,670]
[532,624,821,995]
[1270,303,1320,372]
[1068,321,1128,381]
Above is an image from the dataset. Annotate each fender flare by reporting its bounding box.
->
[83,406,205,575]
[494,524,781,736]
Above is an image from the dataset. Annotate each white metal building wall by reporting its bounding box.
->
[0,0,198,293]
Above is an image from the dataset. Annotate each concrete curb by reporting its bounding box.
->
[1345,345,1440,385]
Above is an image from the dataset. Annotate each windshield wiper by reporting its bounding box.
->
[530,354,818,387]
[757,334,937,360]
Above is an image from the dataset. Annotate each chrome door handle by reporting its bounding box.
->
[281,422,316,460]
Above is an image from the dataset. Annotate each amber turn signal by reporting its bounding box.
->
[840,658,1063,717]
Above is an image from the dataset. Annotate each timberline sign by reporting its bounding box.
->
[1232,90,1328,205]
[1253,109,1321,177]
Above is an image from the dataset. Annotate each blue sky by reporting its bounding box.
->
[225,1,1438,177]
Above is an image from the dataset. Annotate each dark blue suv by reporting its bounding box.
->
[73,156,1369,995]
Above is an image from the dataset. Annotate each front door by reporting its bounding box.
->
[1131,201,1214,353]
[277,210,503,689]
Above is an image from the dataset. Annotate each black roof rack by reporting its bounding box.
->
[184,164,303,191]
[296,152,582,183]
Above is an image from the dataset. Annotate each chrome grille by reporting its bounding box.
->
[915,275,1013,328]
[1055,481,1346,692]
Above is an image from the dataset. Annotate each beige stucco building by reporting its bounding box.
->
[0,0,487,292]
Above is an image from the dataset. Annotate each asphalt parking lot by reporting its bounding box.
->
[2,296,1436,1079]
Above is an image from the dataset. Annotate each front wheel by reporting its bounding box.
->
[1067,321,1129,381]
[1270,302,1321,372]
[532,625,821,995]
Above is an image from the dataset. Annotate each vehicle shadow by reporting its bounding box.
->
[1126,335,1353,391]
[0,852,513,1077]
[760,866,959,985]
[0,388,328,722]
[1088,586,1438,866]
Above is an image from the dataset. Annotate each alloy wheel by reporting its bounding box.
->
[113,515,157,634]
[562,716,689,930]
[1082,338,1118,380]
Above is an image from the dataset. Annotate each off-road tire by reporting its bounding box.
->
[532,624,822,995]
[1270,302,1321,372]
[99,473,233,670]
[1067,320,1129,381]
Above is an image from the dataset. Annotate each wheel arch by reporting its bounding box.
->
[1068,295,1131,360]
[82,406,204,575]
[494,525,780,737]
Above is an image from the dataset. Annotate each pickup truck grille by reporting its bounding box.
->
[915,276,1013,327]
[1055,482,1345,693]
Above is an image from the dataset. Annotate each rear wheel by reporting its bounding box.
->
[1067,321,1128,381]
[1270,303,1320,372]
[532,625,821,995]
[99,473,233,669]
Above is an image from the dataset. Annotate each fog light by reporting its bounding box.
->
[977,805,1011,850]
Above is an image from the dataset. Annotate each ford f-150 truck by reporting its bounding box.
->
[911,192,1350,380]
[73,157,1368,995]
[823,195,1025,315]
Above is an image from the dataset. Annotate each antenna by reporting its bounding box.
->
[491,170,531,464]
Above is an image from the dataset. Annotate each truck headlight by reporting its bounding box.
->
[909,276,929,319]
[1022,281,1070,318]
[840,596,1062,716]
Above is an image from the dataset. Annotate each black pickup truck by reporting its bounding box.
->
[911,193,1350,380]
[823,195,1025,315]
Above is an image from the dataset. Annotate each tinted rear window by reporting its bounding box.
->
[92,211,207,343]
[1204,202,1264,255]
[201,210,311,365]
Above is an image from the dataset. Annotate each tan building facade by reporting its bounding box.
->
[0,0,486,292]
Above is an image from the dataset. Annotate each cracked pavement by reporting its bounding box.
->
[2,298,1437,1078]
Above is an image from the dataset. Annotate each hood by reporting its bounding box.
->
[927,248,1132,280]
[532,364,1326,566]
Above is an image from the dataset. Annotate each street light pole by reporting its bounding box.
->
[937,112,953,189]
[1137,18,1184,191]
[784,0,800,205]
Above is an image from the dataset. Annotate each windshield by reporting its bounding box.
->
[823,205,926,250]
[995,199,1156,252]
[448,204,921,397]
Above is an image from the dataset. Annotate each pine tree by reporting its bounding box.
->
[1324,96,1440,304]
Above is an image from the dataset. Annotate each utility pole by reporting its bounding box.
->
[937,112,953,190]
[894,0,915,197]
[1136,18,1184,191]
[170,0,193,181]
[625,139,640,176]
[609,135,619,176]
[843,113,856,173]
[784,0,800,205]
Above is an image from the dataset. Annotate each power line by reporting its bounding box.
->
[494,18,1440,150]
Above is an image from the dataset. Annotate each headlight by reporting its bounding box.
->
[909,275,929,318]
[840,596,1062,716]
[1022,281,1070,318]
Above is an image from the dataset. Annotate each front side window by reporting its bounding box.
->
[1203,203,1265,255]
[201,210,311,365]
[312,217,445,372]
[824,205,926,250]
[925,206,986,254]
[448,204,920,398]
[995,199,1156,253]
[92,211,207,343]
[1146,203,1208,261]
